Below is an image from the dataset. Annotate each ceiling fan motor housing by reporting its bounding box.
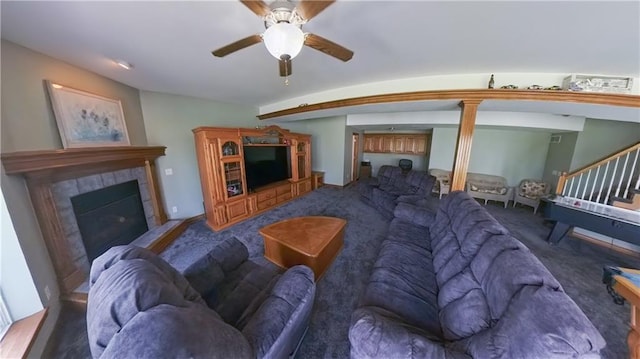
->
[264,1,305,29]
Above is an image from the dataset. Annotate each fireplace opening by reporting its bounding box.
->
[71,180,148,263]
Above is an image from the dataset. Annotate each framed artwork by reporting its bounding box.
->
[46,81,130,148]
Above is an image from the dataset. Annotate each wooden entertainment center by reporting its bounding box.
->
[193,125,312,231]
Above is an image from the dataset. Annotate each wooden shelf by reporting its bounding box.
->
[244,143,288,147]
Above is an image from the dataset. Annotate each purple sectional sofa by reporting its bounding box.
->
[358,165,436,218]
[350,191,605,358]
[87,237,315,359]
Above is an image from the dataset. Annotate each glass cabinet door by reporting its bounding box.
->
[221,140,240,157]
[297,155,307,179]
[223,161,244,198]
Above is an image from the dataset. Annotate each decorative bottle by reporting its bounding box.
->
[488,74,495,89]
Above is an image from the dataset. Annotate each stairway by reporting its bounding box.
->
[612,188,640,211]
[557,141,640,221]
[549,142,640,248]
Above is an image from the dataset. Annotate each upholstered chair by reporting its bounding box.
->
[513,179,550,214]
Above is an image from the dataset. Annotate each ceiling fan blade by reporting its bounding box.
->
[239,0,271,17]
[304,33,353,62]
[279,58,293,77]
[212,34,262,57]
[296,0,335,20]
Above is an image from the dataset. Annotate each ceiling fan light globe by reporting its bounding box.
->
[263,22,304,60]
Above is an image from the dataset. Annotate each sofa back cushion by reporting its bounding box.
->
[467,173,508,191]
[404,171,436,196]
[377,165,404,187]
[464,238,605,357]
[430,191,510,340]
[429,192,604,356]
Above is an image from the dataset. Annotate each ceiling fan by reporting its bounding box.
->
[212,0,354,79]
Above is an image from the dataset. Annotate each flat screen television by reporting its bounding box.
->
[243,146,291,191]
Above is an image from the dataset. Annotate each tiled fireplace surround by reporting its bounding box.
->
[1,146,170,295]
[51,167,158,276]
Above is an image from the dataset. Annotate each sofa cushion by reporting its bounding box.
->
[393,202,436,229]
[470,184,508,195]
[519,179,548,199]
[464,285,606,358]
[361,239,441,335]
[99,304,252,359]
[466,173,508,188]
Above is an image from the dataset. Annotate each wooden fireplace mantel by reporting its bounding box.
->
[2,146,166,180]
[1,146,168,293]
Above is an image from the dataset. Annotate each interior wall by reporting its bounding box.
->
[0,39,148,357]
[278,116,347,186]
[570,118,640,171]
[542,132,578,191]
[429,126,551,186]
[139,91,258,219]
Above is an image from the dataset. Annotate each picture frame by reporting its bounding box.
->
[46,80,130,148]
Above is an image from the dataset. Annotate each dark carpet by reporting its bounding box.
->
[43,186,637,359]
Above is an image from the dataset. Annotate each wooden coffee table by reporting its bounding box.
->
[259,216,346,280]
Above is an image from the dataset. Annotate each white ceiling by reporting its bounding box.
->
[1,1,639,110]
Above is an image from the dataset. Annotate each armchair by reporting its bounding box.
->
[428,168,451,199]
[513,178,550,214]
[87,238,315,359]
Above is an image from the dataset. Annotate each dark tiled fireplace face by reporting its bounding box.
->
[51,167,157,274]
[71,180,148,263]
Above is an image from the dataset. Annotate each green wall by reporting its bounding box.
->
[570,118,640,170]
[542,131,578,191]
[429,126,551,186]
[0,40,148,357]
[279,116,347,185]
[139,91,258,218]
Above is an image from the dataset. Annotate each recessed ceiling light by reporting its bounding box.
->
[115,60,133,70]
[51,83,63,89]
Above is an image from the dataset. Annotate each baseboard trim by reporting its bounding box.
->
[570,230,640,259]
[148,214,205,254]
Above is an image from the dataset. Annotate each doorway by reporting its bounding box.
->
[351,133,359,182]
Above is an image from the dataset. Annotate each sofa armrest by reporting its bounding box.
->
[242,265,316,359]
[349,307,470,359]
[393,202,436,228]
[183,237,249,296]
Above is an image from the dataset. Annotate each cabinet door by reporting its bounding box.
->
[364,136,375,152]
[372,136,384,152]
[222,160,245,199]
[404,136,417,154]
[414,136,427,154]
[382,136,393,153]
[227,200,248,221]
[393,136,405,153]
[219,139,241,158]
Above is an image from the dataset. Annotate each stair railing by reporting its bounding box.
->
[557,142,640,205]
